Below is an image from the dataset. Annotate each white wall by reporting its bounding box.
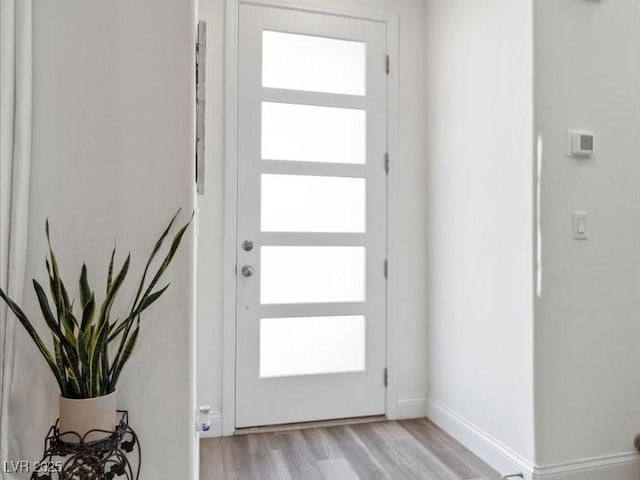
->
[197,0,226,432]
[534,0,640,473]
[8,1,198,478]
[424,0,535,470]
[197,0,430,425]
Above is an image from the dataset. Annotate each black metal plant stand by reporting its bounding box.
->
[32,410,140,480]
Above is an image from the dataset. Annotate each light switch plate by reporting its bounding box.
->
[572,211,587,240]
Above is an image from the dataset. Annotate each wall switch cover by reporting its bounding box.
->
[572,211,587,239]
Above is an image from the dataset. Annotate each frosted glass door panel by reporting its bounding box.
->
[261,174,366,233]
[262,31,366,95]
[262,102,366,164]
[260,246,365,304]
[260,315,365,377]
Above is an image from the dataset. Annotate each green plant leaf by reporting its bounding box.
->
[33,280,62,333]
[0,286,66,393]
[100,336,110,395]
[52,336,67,394]
[90,319,111,396]
[63,365,82,399]
[131,209,181,310]
[79,264,92,308]
[79,265,95,338]
[111,213,192,386]
[136,283,170,316]
[77,325,90,387]
[32,280,86,397]
[99,254,130,326]
[140,216,192,303]
[45,223,78,338]
[33,280,77,352]
[107,319,128,343]
[109,323,139,390]
[106,246,116,294]
[80,293,95,333]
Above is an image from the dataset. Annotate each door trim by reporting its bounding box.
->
[222,0,400,436]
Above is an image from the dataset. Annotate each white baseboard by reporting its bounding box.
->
[199,411,223,438]
[425,396,640,480]
[425,396,533,479]
[534,452,640,480]
[396,396,428,419]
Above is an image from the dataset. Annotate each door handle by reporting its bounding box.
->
[241,265,254,277]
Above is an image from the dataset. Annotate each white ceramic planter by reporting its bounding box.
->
[59,390,118,443]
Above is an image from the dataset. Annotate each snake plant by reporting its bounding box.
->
[0,210,191,399]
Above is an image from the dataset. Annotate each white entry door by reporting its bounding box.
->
[236,3,388,428]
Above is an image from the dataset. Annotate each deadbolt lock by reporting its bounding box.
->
[242,240,254,252]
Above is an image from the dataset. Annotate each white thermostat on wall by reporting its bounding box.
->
[568,130,595,158]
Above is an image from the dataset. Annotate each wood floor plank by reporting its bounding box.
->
[200,438,223,480]
[400,418,466,455]
[369,421,459,480]
[200,419,501,480]
[315,458,361,480]
[268,430,324,480]
[323,425,393,480]
[244,434,290,480]
[448,450,501,480]
[224,434,252,480]
[346,423,423,479]
[269,449,294,480]
[300,427,340,461]
[400,420,500,480]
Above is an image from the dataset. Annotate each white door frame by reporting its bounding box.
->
[222,0,399,436]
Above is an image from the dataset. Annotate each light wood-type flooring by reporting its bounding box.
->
[200,418,501,480]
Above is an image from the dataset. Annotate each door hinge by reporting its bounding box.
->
[384,153,390,173]
[385,54,390,74]
[384,259,388,279]
[384,367,388,387]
